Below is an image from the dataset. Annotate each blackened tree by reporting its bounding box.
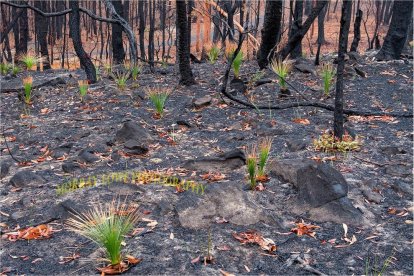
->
[34,0,51,69]
[289,0,303,59]
[257,0,283,69]
[111,0,125,64]
[333,0,352,139]
[176,0,195,85]
[350,8,363,52]
[376,0,413,61]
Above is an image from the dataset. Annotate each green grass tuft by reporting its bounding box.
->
[146,87,170,118]
[271,57,292,90]
[320,63,335,96]
[207,44,220,64]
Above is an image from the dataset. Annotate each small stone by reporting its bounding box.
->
[11,211,26,220]
[361,188,382,204]
[385,164,411,178]
[392,181,413,196]
[52,143,73,159]
[381,146,407,156]
[194,95,212,108]
[294,63,316,75]
[62,161,81,173]
[78,148,100,163]
[287,138,308,151]
[124,139,149,155]
[9,170,45,188]
[1,161,12,179]
[229,78,247,95]
[115,121,154,144]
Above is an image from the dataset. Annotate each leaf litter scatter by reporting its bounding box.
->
[0,54,412,275]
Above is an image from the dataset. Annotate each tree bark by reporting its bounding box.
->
[350,9,362,52]
[69,0,96,83]
[176,0,195,85]
[15,1,28,59]
[276,0,328,61]
[257,0,283,69]
[376,0,413,61]
[34,0,51,70]
[111,0,125,64]
[317,5,327,44]
[333,0,352,139]
[289,0,304,59]
[138,0,146,60]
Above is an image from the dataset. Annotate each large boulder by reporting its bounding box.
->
[9,170,45,188]
[114,121,154,144]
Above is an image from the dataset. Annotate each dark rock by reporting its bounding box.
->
[9,170,45,188]
[62,161,81,173]
[177,120,192,128]
[193,95,212,108]
[294,62,316,75]
[287,138,308,151]
[52,143,73,159]
[78,148,100,163]
[347,51,363,62]
[1,161,12,179]
[132,90,146,101]
[229,78,247,95]
[115,121,154,144]
[385,164,411,178]
[124,139,149,155]
[308,197,364,226]
[1,75,67,93]
[268,159,314,186]
[361,187,382,203]
[391,181,413,196]
[111,151,121,162]
[297,163,348,207]
[255,78,273,86]
[11,211,27,221]
[182,149,245,173]
[176,182,263,229]
[381,146,407,156]
[354,66,367,78]
[279,88,291,98]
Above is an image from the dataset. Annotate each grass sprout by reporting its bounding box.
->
[271,57,292,91]
[320,63,335,96]
[231,51,243,79]
[313,132,361,153]
[20,54,39,70]
[245,146,257,190]
[112,70,130,91]
[258,137,273,177]
[130,64,142,81]
[78,80,89,101]
[207,44,220,64]
[22,76,33,105]
[146,87,171,118]
[66,199,140,266]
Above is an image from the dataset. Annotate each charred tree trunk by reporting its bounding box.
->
[317,5,327,44]
[333,0,352,139]
[176,0,195,85]
[350,9,362,52]
[148,0,155,67]
[138,0,146,59]
[111,0,125,64]
[376,0,413,61]
[257,0,283,69]
[34,1,51,69]
[69,0,96,83]
[289,0,304,59]
[15,2,28,59]
[277,0,328,61]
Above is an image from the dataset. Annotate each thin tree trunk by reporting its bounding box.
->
[350,9,362,52]
[289,0,304,59]
[69,0,96,83]
[138,0,146,59]
[333,0,352,139]
[34,0,51,69]
[176,0,195,85]
[111,0,125,64]
[317,5,327,44]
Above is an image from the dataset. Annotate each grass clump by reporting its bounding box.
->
[78,80,89,101]
[313,132,361,153]
[231,51,243,79]
[0,63,11,75]
[66,199,140,266]
[22,76,33,105]
[320,63,335,96]
[11,65,20,76]
[146,87,170,118]
[130,64,142,81]
[20,54,39,70]
[207,44,220,64]
[271,57,292,91]
[112,70,130,91]
[257,137,273,179]
[365,251,395,276]
[245,146,257,190]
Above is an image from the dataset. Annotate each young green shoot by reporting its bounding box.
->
[320,63,335,96]
[246,146,257,190]
[146,87,170,118]
[20,54,38,70]
[66,199,140,266]
[257,137,273,178]
[130,64,142,81]
[22,76,33,105]
[78,80,89,101]
[11,65,20,76]
[207,44,220,64]
[271,57,292,91]
[231,51,243,79]
[113,70,130,91]
[0,63,11,75]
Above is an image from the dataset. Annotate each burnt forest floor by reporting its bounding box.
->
[0,51,413,275]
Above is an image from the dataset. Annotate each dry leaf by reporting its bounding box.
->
[200,171,226,182]
[217,245,231,251]
[4,224,54,241]
[342,223,348,238]
[170,233,174,239]
[232,230,276,252]
[290,220,320,238]
[219,269,235,276]
[292,118,310,125]
[191,256,200,264]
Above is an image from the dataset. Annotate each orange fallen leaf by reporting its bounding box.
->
[40,108,50,114]
[191,256,200,264]
[292,118,310,125]
[232,230,276,252]
[200,171,226,182]
[290,220,320,238]
[4,224,54,241]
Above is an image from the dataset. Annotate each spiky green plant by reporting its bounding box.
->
[257,137,273,177]
[20,54,38,70]
[146,87,170,118]
[365,251,395,276]
[78,80,89,101]
[231,51,243,79]
[0,63,11,75]
[11,65,20,76]
[113,70,130,91]
[131,64,142,81]
[207,44,220,64]
[320,63,335,96]
[66,199,140,266]
[22,76,33,105]
[270,57,292,90]
[103,63,112,75]
[246,146,257,190]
